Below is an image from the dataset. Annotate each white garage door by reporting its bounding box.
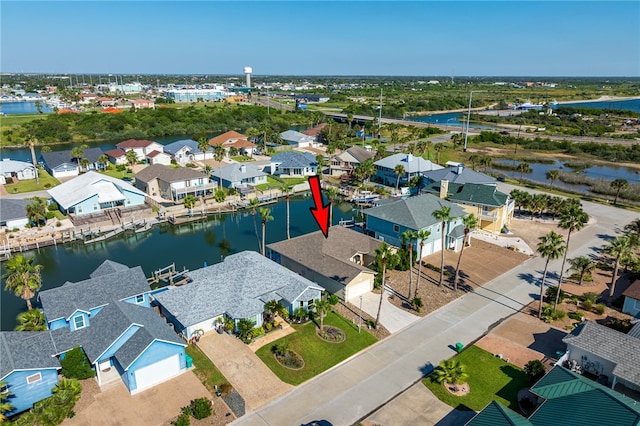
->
[433,238,442,254]
[420,242,434,257]
[134,354,180,392]
[346,279,373,302]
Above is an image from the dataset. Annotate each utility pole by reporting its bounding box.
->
[463,90,486,152]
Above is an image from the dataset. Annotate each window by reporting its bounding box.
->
[308,299,314,307]
[135,294,145,304]
[0,384,7,394]
[73,315,85,329]
[393,224,400,232]
[299,301,304,308]
[26,373,42,384]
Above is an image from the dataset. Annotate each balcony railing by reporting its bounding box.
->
[172,182,217,196]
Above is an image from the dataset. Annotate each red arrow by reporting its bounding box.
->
[308,175,330,238]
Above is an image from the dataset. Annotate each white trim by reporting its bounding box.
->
[135,294,145,304]
[93,324,139,363]
[64,309,91,321]
[73,315,86,329]
[26,372,42,384]
[123,339,185,371]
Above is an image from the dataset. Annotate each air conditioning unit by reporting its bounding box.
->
[377,235,384,242]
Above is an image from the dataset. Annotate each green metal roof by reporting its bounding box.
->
[423,182,508,207]
[530,366,640,426]
[466,401,533,426]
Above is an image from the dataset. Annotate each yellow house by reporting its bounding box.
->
[424,180,515,234]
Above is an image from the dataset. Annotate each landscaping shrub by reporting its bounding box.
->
[540,306,566,323]
[60,346,96,379]
[582,292,600,304]
[568,310,584,321]
[47,201,59,211]
[191,397,212,420]
[544,287,566,304]
[524,360,546,384]
[172,413,190,426]
[594,303,606,315]
[411,297,423,313]
[13,379,82,426]
[250,326,265,339]
[582,300,593,311]
[327,294,339,305]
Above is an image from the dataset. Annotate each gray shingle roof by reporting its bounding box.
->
[0,332,59,379]
[423,164,495,185]
[271,152,317,169]
[212,163,266,183]
[90,260,130,278]
[268,227,379,285]
[154,251,323,327]
[41,147,104,169]
[47,171,145,209]
[39,262,150,321]
[563,321,640,387]
[374,153,443,173]
[344,146,374,163]
[0,199,30,222]
[135,164,208,183]
[280,130,311,144]
[163,139,212,156]
[364,193,466,230]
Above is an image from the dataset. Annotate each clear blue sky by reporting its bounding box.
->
[2,1,639,77]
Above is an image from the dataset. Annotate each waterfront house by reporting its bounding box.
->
[422,180,514,234]
[134,164,216,202]
[211,163,267,190]
[47,171,146,217]
[622,280,640,317]
[115,139,164,163]
[41,147,105,178]
[208,130,256,156]
[154,251,324,338]
[562,320,640,392]
[270,151,318,177]
[0,332,60,416]
[279,130,319,148]
[163,139,213,165]
[330,146,374,177]
[267,227,380,302]
[0,158,36,183]
[467,366,640,426]
[422,162,496,186]
[364,193,466,255]
[372,153,443,188]
[0,199,30,230]
[302,123,327,142]
[104,148,128,166]
[146,150,172,166]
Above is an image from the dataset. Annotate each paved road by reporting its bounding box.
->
[231,194,637,426]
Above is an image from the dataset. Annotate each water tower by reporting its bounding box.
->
[243,66,252,88]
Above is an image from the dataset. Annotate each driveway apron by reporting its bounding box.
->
[197,332,292,412]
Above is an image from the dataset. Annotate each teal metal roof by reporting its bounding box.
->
[466,401,533,426]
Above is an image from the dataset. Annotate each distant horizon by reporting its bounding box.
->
[2,2,638,77]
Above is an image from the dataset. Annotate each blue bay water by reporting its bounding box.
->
[0,101,53,115]
[556,98,640,113]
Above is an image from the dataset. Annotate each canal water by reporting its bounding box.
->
[0,196,358,330]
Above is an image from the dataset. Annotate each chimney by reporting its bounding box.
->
[439,180,449,199]
[240,164,246,173]
[457,163,464,175]
[405,153,413,162]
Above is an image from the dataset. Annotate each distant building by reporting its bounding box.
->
[165,88,229,103]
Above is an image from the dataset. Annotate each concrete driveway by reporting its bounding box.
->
[198,332,292,412]
[64,371,210,426]
[360,290,421,333]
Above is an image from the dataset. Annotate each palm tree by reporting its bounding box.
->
[374,242,392,329]
[15,309,47,331]
[26,197,47,227]
[517,162,532,183]
[568,256,595,286]
[197,136,210,158]
[610,178,628,205]
[2,254,43,310]
[433,359,469,385]
[536,231,566,318]
[98,154,109,170]
[259,207,273,256]
[314,298,331,331]
[415,229,431,298]
[213,145,226,187]
[264,300,285,323]
[282,183,292,239]
[453,214,478,291]
[554,204,589,309]
[546,169,560,189]
[624,218,640,241]
[0,381,13,422]
[71,146,84,166]
[432,206,452,286]
[393,164,406,190]
[249,198,261,252]
[480,156,492,173]
[183,194,197,210]
[325,186,339,227]
[603,235,636,301]
[125,149,138,166]
[401,230,418,299]
[354,158,375,184]
[433,143,444,165]
[24,134,40,184]
[80,157,91,172]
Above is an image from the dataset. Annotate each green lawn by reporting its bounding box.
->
[99,168,135,180]
[185,344,230,395]
[4,170,60,194]
[255,311,377,385]
[423,345,530,411]
[281,177,307,186]
[254,176,283,191]
[231,155,255,162]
